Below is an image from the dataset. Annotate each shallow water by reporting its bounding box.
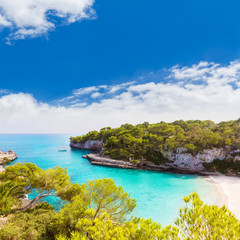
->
[0,134,216,225]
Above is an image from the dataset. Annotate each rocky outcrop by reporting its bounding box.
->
[71,139,240,172]
[161,148,240,171]
[230,150,240,161]
[82,153,220,176]
[70,140,103,151]
[82,147,240,176]
[0,150,18,165]
[83,154,137,169]
[72,137,240,176]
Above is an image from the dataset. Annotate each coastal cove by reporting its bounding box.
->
[0,134,232,225]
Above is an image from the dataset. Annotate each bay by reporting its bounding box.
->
[0,134,216,225]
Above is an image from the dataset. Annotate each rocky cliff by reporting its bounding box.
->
[82,153,220,176]
[162,147,240,171]
[83,153,137,169]
[79,145,240,176]
[0,150,18,165]
[70,140,103,151]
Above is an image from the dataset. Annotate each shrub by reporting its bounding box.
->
[203,158,240,173]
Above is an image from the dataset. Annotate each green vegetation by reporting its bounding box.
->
[0,203,56,240]
[0,163,240,239]
[0,181,24,216]
[0,163,73,212]
[71,119,240,164]
[204,158,240,174]
[0,157,11,165]
[176,193,240,239]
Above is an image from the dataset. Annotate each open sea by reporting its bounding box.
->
[0,134,217,226]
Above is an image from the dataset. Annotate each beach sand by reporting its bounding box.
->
[208,175,240,219]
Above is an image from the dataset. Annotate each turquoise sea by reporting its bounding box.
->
[0,134,217,225]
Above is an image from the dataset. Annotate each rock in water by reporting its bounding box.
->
[0,150,18,165]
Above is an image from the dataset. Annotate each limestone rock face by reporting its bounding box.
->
[71,138,240,174]
[0,150,18,164]
[164,148,239,171]
[231,150,240,161]
[83,153,136,169]
[70,140,103,151]
[173,153,204,170]
[196,148,228,162]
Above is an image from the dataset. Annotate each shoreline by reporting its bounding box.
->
[82,152,240,219]
[0,150,18,165]
[83,153,222,176]
[208,175,240,219]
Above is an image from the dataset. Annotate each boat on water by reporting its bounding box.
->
[58,149,67,152]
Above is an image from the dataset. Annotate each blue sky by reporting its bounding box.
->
[0,0,240,133]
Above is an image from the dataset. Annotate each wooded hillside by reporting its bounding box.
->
[71,119,240,164]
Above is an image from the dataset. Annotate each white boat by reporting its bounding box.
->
[58,149,67,152]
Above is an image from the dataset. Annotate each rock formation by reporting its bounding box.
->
[0,150,18,165]
[83,154,137,169]
[78,143,240,176]
[162,147,238,171]
[70,140,103,151]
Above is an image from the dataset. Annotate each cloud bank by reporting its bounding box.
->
[0,0,95,41]
[0,61,240,133]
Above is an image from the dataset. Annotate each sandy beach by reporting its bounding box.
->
[209,175,240,219]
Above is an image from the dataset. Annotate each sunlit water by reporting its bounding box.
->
[0,134,217,225]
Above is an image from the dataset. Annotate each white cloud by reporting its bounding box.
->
[0,14,11,26]
[91,92,102,98]
[170,60,240,86]
[0,0,95,41]
[0,61,240,133]
[108,81,136,93]
[56,83,136,107]
[73,86,98,96]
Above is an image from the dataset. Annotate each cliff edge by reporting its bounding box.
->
[70,140,103,151]
[0,150,18,166]
[71,140,240,176]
